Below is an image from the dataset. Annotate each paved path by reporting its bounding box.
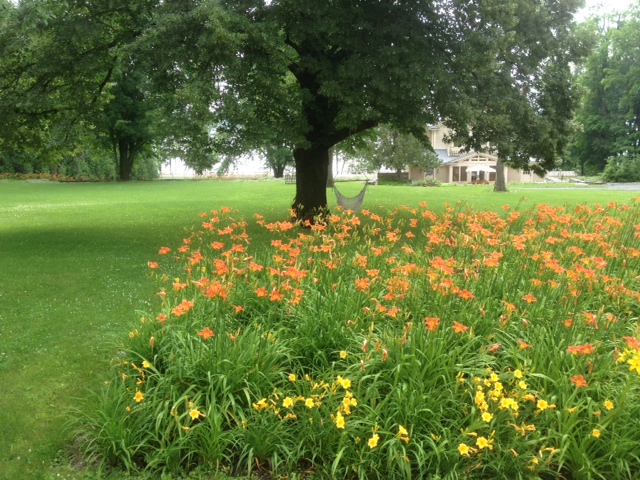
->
[524,183,640,191]
[604,183,640,190]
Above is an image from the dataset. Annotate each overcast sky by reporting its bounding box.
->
[578,0,638,19]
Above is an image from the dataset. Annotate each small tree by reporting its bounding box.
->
[262,145,294,178]
[99,62,158,181]
[342,125,441,181]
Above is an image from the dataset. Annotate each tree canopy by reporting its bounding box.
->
[339,126,442,180]
[143,0,587,217]
[571,8,640,176]
[0,0,163,179]
[1,0,587,214]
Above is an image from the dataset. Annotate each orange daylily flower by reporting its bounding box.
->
[269,289,285,302]
[213,259,230,276]
[570,374,588,388]
[173,281,188,292]
[458,289,475,301]
[188,251,203,265]
[517,339,532,349]
[204,282,229,300]
[230,244,245,253]
[248,261,264,272]
[622,336,640,350]
[567,344,595,356]
[425,317,441,332]
[484,251,503,267]
[502,301,517,313]
[452,321,469,334]
[197,327,215,340]
[355,277,370,292]
[172,299,195,316]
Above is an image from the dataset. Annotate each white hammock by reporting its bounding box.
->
[333,183,368,212]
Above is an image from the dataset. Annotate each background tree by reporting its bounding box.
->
[0,0,164,180]
[570,5,640,180]
[97,62,158,180]
[570,16,626,175]
[262,146,294,179]
[341,125,441,181]
[605,9,640,157]
[437,1,588,192]
[130,0,247,173]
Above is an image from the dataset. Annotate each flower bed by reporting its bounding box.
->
[76,202,640,479]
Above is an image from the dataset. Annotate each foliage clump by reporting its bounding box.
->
[602,155,640,183]
[75,201,640,478]
[413,178,442,188]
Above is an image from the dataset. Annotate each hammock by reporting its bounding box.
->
[333,182,368,212]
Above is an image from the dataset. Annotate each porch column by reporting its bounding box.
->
[448,165,454,183]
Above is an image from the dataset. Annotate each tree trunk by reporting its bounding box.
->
[118,140,132,181]
[118,138,137,181]
[494,157,508,192]
[272,163,285,178]
[293,145,330,221]
[326,146,334,188]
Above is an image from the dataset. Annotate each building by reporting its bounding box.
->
[408,124,545,184]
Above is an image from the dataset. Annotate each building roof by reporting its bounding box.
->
[434,149,451,163]
[439,150,499,165]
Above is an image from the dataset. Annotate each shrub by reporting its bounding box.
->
[602,155,640,183]
[1,148,160,181]
[0,153,33,174]
[131,154,161,181]
[413,178,441,187]
[57,151,116,180]
[74,202,640,479]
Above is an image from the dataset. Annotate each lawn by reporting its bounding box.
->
[0,179,638,479]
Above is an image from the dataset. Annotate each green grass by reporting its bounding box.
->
[0,179,639,479]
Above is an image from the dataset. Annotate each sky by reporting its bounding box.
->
[578,0,638,19]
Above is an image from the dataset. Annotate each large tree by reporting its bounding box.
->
[218,0,585,217]
[132,0,586,217]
